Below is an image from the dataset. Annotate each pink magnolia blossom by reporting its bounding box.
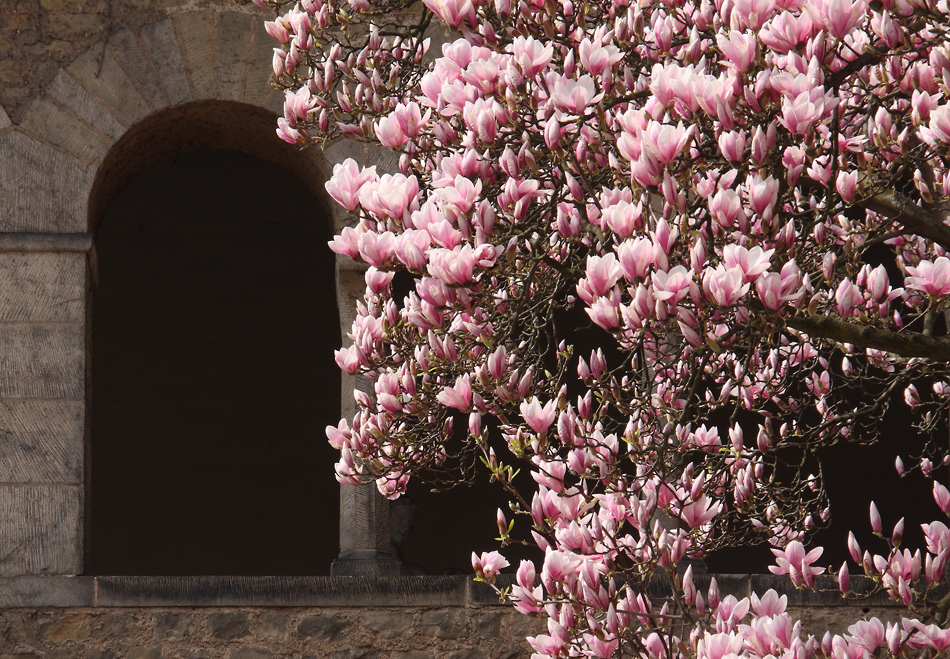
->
[905,257,950,297]
[770,541,825,587]
[521,397,558,434]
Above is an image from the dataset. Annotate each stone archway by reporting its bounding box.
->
[0,9,396,576]
[88,120,341,575]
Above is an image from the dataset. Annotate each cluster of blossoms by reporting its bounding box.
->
[254,0,950,652]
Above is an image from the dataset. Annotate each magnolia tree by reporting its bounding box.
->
[254,0,950,653]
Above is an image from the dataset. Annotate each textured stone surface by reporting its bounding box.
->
[0,575,94,607]
[216,12,254,102]
[140,18,193,107]
[176,11,216,100]
[328,650,378,659]
[127,648,162,659]
[46,71,124,140]
[40,612,90,643]
[0,104,10,129]
[0,252,85,322]
[230,649,273,659]
[297,613,349,640]
[96,576,468,607]
[100,611,138,637]
[0,400,84,484]
[0,485,83,575]
[418,609,468,639]
[359,611,412,640]
[244,22,277,106]
[257,613,287,640]
[19,95,113,162]
[68,46,150,128]
[107,28,167,110]
[0,131,92,233]
[0,324,84,399]
[208,611,250,641]
[153,611,192,639]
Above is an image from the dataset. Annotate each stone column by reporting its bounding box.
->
[330,262,400,576]
[0,233,91,575]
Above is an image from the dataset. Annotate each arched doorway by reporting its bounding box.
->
[87,117,341,575]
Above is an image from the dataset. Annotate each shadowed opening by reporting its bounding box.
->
[88,132,340,574]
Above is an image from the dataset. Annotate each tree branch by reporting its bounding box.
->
[864,189,950,251]
[785,314,950,361]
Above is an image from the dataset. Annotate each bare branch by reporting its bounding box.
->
[864,189,950,251]
[786,314,950,360]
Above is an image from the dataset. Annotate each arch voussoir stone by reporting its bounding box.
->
[47,71,125,142]
[245,19,280,108]
[140,19,194,107]
[107,28,169,111]
[67,45,151,128]
[175,11,218,101]
[216,12,258,102]
[19,96,114,165]
[0,131,92,233]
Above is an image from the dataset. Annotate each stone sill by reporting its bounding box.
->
[0,574,901,609]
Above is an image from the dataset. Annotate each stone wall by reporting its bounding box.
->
[0,0,250,124]
[0,575,906,657]
[0,576,540,658]
[0,605,538,658]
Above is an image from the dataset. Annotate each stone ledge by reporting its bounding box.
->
[0,574,907,609]
[96,576,469,608]
[0,576,94,607]
[0,233,93,253]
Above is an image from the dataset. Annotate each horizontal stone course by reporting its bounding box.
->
[0,132,92,233]
[0,485,83,575]
[0,252,85,322]
[0,324,84,399]
[0,400,84,483]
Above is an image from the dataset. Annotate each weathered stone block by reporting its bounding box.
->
[0,399,83,483]
[39,612,90,643]
[358,610,411,639]
[107,29,167,110]
[509,612,540,640]
[175,12,216,100]
[446,651,482,659]
[68,46,150,127]
[257,612,287,640]
[0,132,93,233]
[418,609,468,639]
[297,613,349,640]
[208,611,250,641]
[478,611,503,639]
[230,649,273,659]
[328,650,378,659]
[0,575,95,607]
[140,19,192,107]
[127,648,162,659]
[0,324,84,399]
[216,12,255,102]
[19,96,113,163]
[0,485,83,575]
[0,253,85,322]
[0,104,10,129]
[152,611,193,639]
[179,651,211,659]
[244,23,278,106]
[100,611,138,637]
[47,71,125,141]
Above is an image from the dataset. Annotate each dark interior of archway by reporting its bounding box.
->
[88,149,340,575]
